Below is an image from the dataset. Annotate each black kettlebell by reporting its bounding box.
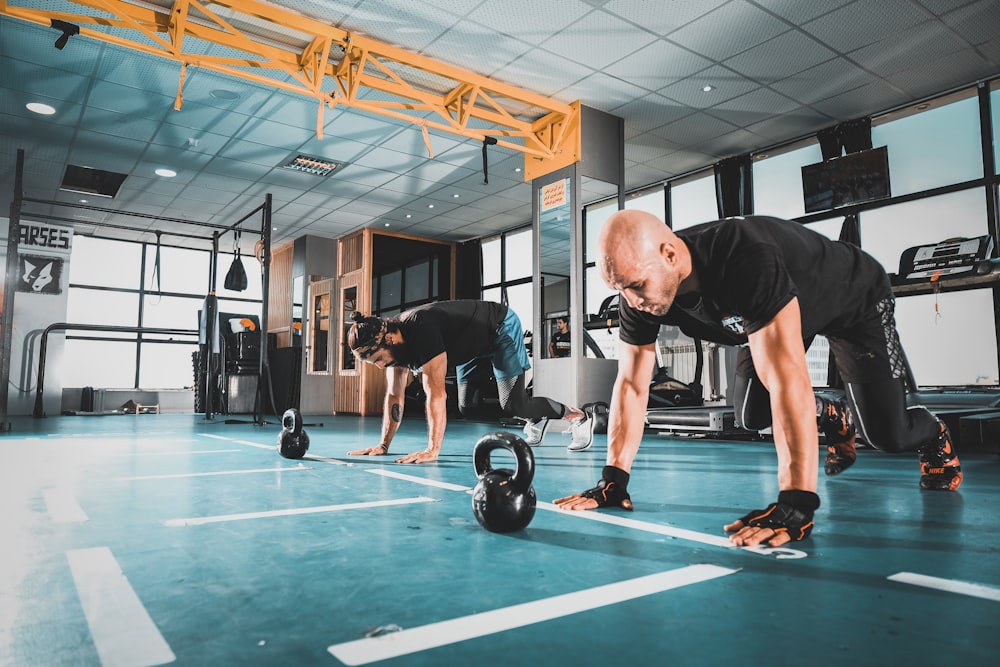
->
[277,408,310,459]
[586,401,610,434]
[472,431,536,533]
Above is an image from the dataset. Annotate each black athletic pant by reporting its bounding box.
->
[456,367,564,421]
[733,298,940,452]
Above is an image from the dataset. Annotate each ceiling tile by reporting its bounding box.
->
[669,0,790,61]
[659,65,761,108]
[467,0,592,42]
[541,10,657,70]
[770,58,878,106]
[750,0,854,24]
[610,93,695,133]
[723,30,836,81]
[801,0,931,53]
[602,0,729,34]
[604,39,714,91]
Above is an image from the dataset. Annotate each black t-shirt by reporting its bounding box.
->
[394,300,508,371]
[551,330,571,357]
[619,216,892,347]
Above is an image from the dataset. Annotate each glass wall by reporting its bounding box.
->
[871,91,982,197]
[752,141,823,220]
[480,225,534,343]
[669,171,716,230]
[66,236,261,389]
[992,82,1000,173]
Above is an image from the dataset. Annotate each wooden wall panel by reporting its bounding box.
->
[268,242,294,338]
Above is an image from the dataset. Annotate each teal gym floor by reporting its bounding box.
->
[1,413,998,667]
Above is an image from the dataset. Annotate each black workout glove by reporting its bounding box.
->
[580,466,633,510]
[738,490,820,541]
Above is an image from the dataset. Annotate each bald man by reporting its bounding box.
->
[555,211,962,548]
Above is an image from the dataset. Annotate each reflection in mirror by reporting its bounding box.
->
[581,177,621,358]
[341,286,357,371]
[539,178,572,358]
[292,275,303,345]
[311,282,331,373]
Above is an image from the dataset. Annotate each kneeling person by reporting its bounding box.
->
[347,300,594,463]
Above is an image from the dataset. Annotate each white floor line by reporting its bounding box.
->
[303,454,353,466]
[164,496,437,527]
[43,488,88,523]
[345,468,806,560]
[536,502,807,560]
[198,433,272,449]
[232,438,278,450]
[327,563,738,666]
[131,449,243,456]
[118,465,311,481]
[367,468,473,491]
[67,547,176,667]
[888,571,1000,602]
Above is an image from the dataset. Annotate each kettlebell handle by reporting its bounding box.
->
[282,408,304,435]
[473,431,534,491]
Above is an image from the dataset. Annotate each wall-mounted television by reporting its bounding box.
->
[801,146,890,213]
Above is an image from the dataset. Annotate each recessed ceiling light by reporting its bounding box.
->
[155,168,177,177]
[405,214,412,219]
[26,102,56,115]
[384,222,390,227]
[452,193,460,198]
[210,89,240,100]
[79,199,87,203]
[702,85,715,92]
[427,204,434,208]
[514,167,522,173]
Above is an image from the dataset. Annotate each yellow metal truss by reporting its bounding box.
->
[1,0,581,180]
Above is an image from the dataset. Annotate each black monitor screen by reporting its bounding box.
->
[801,146,890,213]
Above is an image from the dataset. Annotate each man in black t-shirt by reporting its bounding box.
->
[346,300,594,463]
[549,316,571,357]
[555,211,962,547]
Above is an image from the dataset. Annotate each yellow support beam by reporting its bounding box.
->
[0,0,581,180]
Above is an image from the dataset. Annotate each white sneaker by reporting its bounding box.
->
[523,417,548,445]
[567,416,594,451]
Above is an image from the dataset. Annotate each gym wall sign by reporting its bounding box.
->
[17,254,64,295]
[19,221,73,255]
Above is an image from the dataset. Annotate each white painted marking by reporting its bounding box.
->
[164,496,437,527]
[43,488,88,523]
[199,434,274,451]
[232,438,276,450]
[888,571,1000,602]
[537,502,807,559]
[67,547,176,666]
[303,454,353,466]
[328,563,738,665]
[367,468,472,491]
[118,465,311,481]
[131,449,242,456]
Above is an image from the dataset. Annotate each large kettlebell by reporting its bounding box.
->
[471,431,536,533]
[277,408,310,459]
[584,401,610,434]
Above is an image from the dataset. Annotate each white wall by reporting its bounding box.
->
[1,217,73,416]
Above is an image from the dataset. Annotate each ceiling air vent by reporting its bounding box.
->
[281,154,344,176]
[60,164,128,198]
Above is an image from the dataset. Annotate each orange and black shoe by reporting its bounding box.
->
[919,421,963,491]
[819,398,857,476]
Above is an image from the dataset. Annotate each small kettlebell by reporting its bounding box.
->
[471,431,536,533]
[277,408,310,459]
